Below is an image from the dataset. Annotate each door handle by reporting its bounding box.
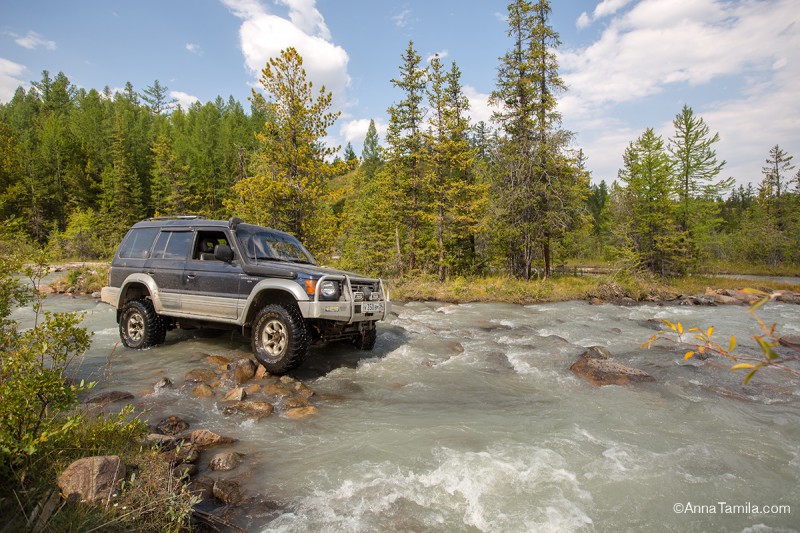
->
[186,274,196,280]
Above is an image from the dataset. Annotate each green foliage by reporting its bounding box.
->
[227,47,341,259]
[0,255,94,483]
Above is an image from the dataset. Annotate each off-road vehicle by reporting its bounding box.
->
[101,216,390,374]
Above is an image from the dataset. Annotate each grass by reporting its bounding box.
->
[50,264,109,294]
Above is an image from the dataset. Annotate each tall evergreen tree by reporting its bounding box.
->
[141,80,177,115]
[489,0,585,279]
[361,119,381,182]
[615,128,684,275]
[386,41,428,273]
[226,47,340,257]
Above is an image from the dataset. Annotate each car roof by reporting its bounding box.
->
[130,217,295,238]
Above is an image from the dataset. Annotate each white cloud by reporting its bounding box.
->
[14,30,57,51]
[463,85,494,125]
[393,8,412,29]
[221,0,351,111]
[170,90,200,109]
[0,57,26,102]
[186,43,202,54]
[340,118,389,145]
[560,0,800,185]
[426,49,449,63]
[278,0,331,40]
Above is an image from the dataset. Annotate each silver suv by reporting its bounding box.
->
[101,216,390,374]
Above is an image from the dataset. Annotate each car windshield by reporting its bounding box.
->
[236,227,317,265]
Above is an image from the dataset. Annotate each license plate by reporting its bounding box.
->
[363,302,384,313]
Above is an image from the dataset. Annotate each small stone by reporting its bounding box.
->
[245,384,261,395]
[82,391,134,406]
[212,479,242,505]
[163,443,200,465]
[192,383,214,398]
[184,368,217,383]
[143,433,178,449]
[588,297,604,305]
[279,375,297,385]
[232,358,257,384]
[284,396,309,409]
[292,382,315,399]
[263,384,293,397]
[154,377,173,390]
[581,346,612,360]
[172,463,197,481]
[284,406,318,420]
[209,452,243,472]
[188,429,236,449]
[223,387,246,402]
[223,401,273,417]
[156,415,190,436]
[255,364,269,379]
[205,355,232,367]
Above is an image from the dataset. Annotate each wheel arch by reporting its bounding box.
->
[243,287,304,329]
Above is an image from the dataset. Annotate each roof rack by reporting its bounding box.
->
[146,215,206,221]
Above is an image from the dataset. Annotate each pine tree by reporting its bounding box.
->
[489,0,585,279]
[361,119,381,182]
[386,41,428,273]
[226,47,340,257]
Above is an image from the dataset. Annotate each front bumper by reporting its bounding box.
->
[298,275,390,323]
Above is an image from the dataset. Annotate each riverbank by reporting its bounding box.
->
[45,263,800,306]
[390,272,800,305]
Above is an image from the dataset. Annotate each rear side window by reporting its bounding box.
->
[118,228,159,259]
[151,230,194,260]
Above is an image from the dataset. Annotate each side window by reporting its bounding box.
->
[162,231,194,260]
[194,231,230,260]
[150,232,170,259]
[118,228,159,259]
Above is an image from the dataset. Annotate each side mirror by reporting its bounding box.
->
[214,244,234,262]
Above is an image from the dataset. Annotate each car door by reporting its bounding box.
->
[145,229,194,312]
[182,229,241,320]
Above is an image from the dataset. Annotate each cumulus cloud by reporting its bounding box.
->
[170,90,200,109]
[221,0,351,111]
[13,30,57,50]
[186,43,202,54]
[463,85,494,125]
[0,57,26,102]
[340,118,389,145]
[560,0,800,184]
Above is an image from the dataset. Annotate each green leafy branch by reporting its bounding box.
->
[642,289,800,384]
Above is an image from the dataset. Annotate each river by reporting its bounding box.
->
[14,294,800,532]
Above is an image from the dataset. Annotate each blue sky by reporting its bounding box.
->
[1,0,798,187]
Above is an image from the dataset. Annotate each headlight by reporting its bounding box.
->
[319,280,340,300]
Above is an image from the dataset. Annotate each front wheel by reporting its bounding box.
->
[352,326,377,351]
[119,299,166,349]
[251,304,309,374]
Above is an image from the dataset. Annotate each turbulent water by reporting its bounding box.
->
[15,293,800,532]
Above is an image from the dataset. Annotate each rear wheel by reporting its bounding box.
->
[252,304,309,374]
[119,299,166,349]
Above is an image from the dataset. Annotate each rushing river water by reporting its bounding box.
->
[14,293,800,532]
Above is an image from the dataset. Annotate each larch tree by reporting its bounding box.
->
[667,105,729,263]
[227,47,340,257]
[616,128,684,275]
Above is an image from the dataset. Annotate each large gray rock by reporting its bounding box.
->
[57,456,125,503]
[212,479,243,505]
[570,357,656,387]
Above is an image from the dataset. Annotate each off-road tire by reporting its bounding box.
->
[119,299,167,349]
[352,327,377,351]
[252,304,309,374]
